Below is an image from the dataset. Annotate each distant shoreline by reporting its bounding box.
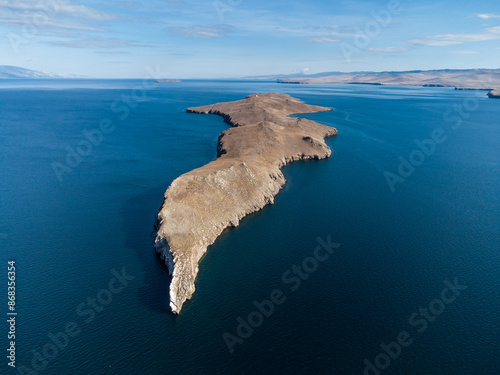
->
[275,69,500,94]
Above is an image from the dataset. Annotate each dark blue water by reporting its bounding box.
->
[1,80,498,374]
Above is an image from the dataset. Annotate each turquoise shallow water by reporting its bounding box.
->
[0,80,498,374]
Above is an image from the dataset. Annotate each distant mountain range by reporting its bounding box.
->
[0,66,85,79]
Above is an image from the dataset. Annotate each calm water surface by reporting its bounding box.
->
[0,80,498,374]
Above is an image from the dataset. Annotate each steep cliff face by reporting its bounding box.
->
[154,93,337,314]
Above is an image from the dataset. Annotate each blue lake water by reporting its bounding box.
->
[0,79,498,374]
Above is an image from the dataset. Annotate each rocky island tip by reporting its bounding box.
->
[154,93,337,314]
[487,90,500,99]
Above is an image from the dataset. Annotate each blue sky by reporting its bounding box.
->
[1,0,499,78]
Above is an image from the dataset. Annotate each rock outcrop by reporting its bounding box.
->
[487,90,500,98]
[154,93,337,313]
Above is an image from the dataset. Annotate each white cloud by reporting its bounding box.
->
[169,25,232,38]
[410,39,461,46]
[45,36,151,49]
[476,13,500,20]
[368,47,407,53]
[409,26,500,46]
[306,37,340,43]
[0,15,107,33]
[450,50,479,55]
[0,0,116,21]
[0,0,118,39]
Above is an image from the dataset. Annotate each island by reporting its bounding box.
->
[422,84,446,87]
[155,79,182,83]
[276,79,308,84]
[487,90,500,99]
[154,93,337,314]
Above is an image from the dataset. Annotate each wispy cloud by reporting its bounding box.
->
[323,25,339,30]
[0,0,159,54]
[45,36,151,49]
[0,16,107,32]
[450,50,478,55]
[168,25,232,38]
[0,0,119,36]
[95,50,132,55]
[368,47,407,53]
[409,26,500,46]
[476,13,500,20]
[0,0,116,21]
[101,1,142,10]
[307,37,340,43]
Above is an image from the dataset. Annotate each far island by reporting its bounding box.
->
[155,79,182,83]
[154,93,337,314]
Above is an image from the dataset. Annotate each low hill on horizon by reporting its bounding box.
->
[275,68,500,88]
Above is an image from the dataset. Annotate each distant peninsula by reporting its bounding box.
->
[155,79,182,83]
[276,69,500,91]
[455,87,492,91]
[154,93,337,314]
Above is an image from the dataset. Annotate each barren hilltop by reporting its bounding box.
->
[154,93,337,313]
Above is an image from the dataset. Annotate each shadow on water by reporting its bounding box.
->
[120,183,176,316]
